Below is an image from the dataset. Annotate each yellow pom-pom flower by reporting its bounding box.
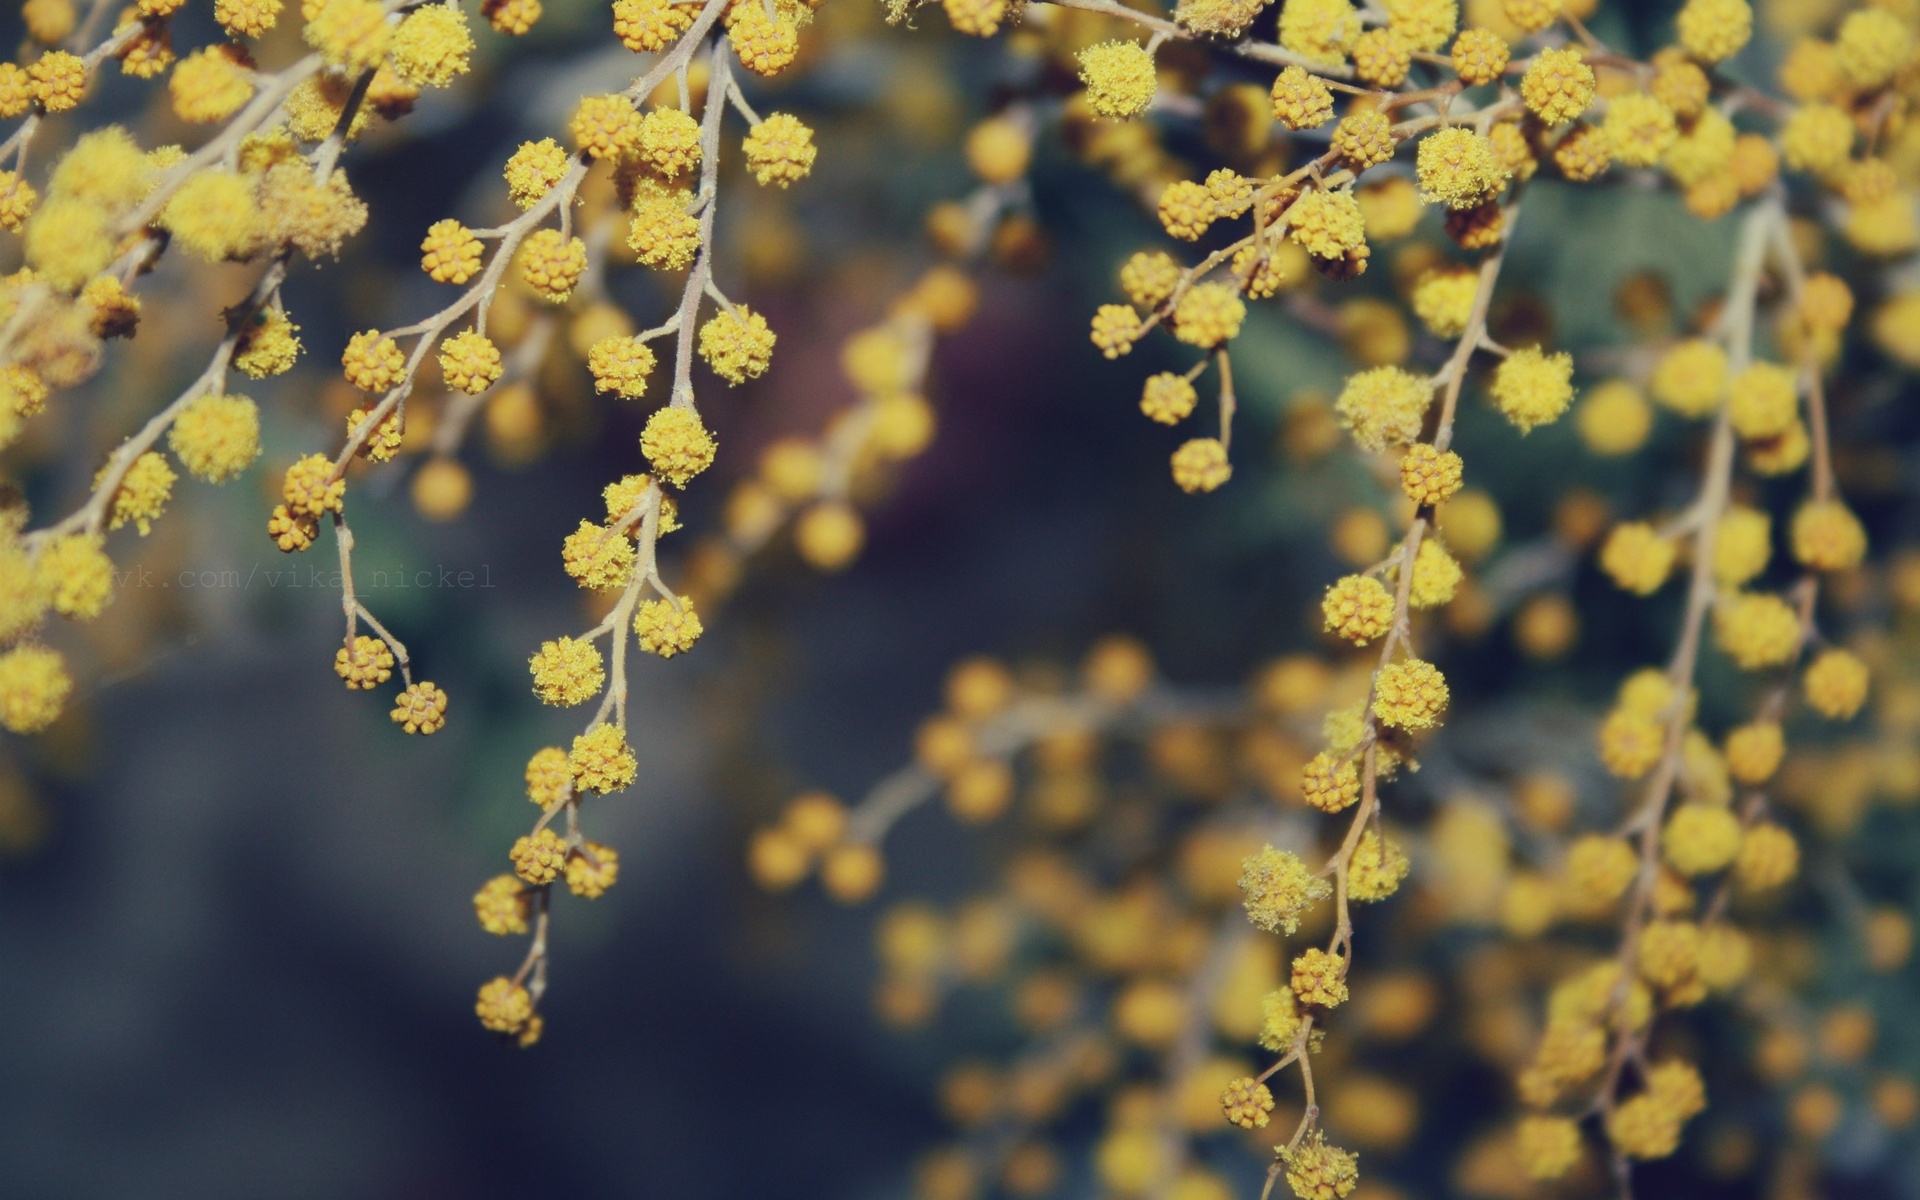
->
[1490,345,1575,432]
[1077,40,1157,118]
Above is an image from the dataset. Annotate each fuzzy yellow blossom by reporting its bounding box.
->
[0,366,44,420]
[1350,180,1416,247]
[1637,918,1701,991]
[1803,648,1868,719]
[1385,0,1456,50]
[1302,751,1360,812]
[473,875,529,935]
[169,392,261,482]
[1662,803,1742,876]
[529,636,604,706]
[1353,27,1413,86]
[589,336,657,398]
[1790,500,1866,571]
[1322,574,1393,643]
[726,0,797,76]
[1408,268,1475,338]
[565,842,620,898]
[1120,251,1181,309]
[1834,8,1910,89]
[1332,110,1396,171]
[1517,1115,1582,1179]
[1751,424,1804,474]
[1713,507,1771,587]
[1553,124,1611,183]
[334,635,393,689]
[1291,947,1349,1008]
[570,94,641,160]
[1603,93,1678,167]
[524,746,571,807]
[281,456,344,521]
[1373,658,1447,729]
[1171,438,1232,493]
[641,406,717,487]
[1501,0,1559,32]
[1648,338,1726,417]
[699,307,777,384]
[341,329,405,393]
[1724,720,1783,784]
[570,723,638,794]
[0,171,36,232]
[628,188,701,269]
[1521,48,1595,127]
[1278,1133,1358,1200]
[391,681,447,734]
[266,505,319,553]
[0,646,71,732]
[1140,373,1198,424]
[612,0,691,50]
[103,451,175,535]
[1077,41,1157,118]
[305,0,393,73]
[1727,362,1797,439]
[1220,1077,1273,1129]
[605,475,675,530]
[561,520,635,590]
[1286,189,1367,261]
[1239,845,1330,934]
[943,0,1007,36]
[1695,926,1751,990]
[1491,345,1575,432]
[1714,592,1800,668]
[1399,444,1464,507]
[505,139,571,209]
[1336,366,1429,450]
[1607,1091,1683,1159]
[1256,987,1303,1052]
[1780,104,1852,174]
[237,311,302,378]
[1572,380,1648,456]
[159,169,260,261]
[1450,27,1508,85]
[439,330,503,395]
[1735,821,1798,890]
[27,50,85,112]
[510,827,567,885]
[1600,522,1675,595]
[1565,834,1637,907]
[475,977,532,1034]
[635,596,703,657]
[391,2,472,85]
[1270,66,1334,129]
[170,46,253,124]
[0,64,32,118]
[1159,180,1215,241]
[1348,830,1409,900]
[518,229,587,302]
[36,534,112,620]
[1278,0,1361,66]
[1402,537,1462,608]
[1675,0,1750,63]
[1801,272,1854,332]
[1090,304,1143,359]
[743,114,816,186]
[1416,128,1507,209]
[1172,283,1245,347]
[637,107,703,177]
[1598,708,1664,778]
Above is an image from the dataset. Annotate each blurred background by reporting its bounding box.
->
[2,0,1920,1196]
